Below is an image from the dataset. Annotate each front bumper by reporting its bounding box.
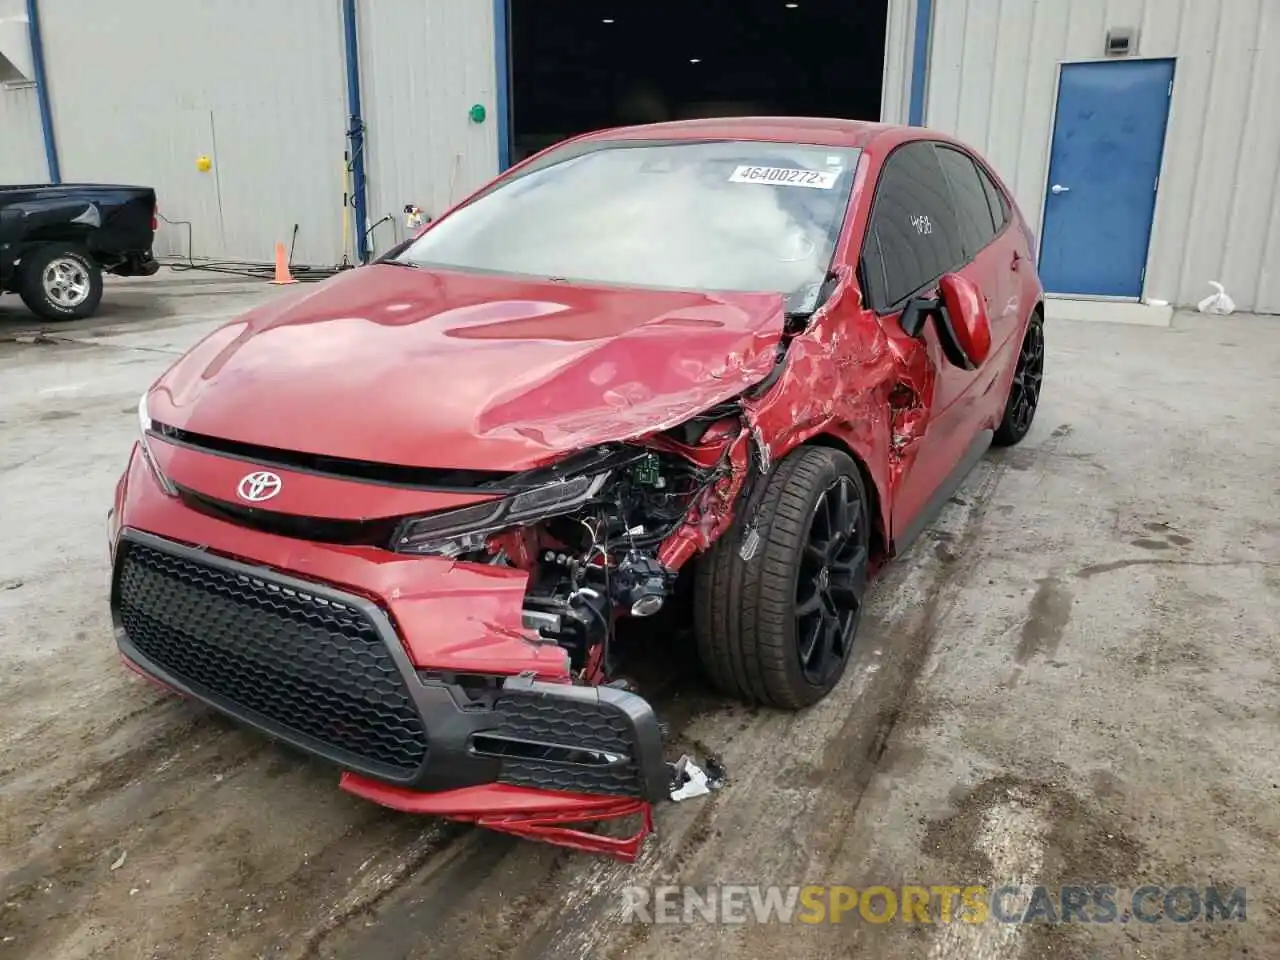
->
[109,527,670,854]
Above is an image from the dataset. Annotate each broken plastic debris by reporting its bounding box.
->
[110,851,127,871]
[669,755,711,801]
[669,754,727,801]
[739,527,761,561]
[1197,281,1235,315]
[703,755,728,789]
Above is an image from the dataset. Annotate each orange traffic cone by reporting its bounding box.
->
[270,242,297,285]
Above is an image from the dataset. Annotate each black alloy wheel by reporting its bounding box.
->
[994,312,1044,446]
[795,475,869,686]
[694,446,872,709]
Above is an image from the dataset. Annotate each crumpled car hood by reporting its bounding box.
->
[148,264,785,471]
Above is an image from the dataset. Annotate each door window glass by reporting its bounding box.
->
[864,142,965,309]
[937,146,997,256]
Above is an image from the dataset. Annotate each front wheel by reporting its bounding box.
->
[19,243,104,321]
[694,446,871,709]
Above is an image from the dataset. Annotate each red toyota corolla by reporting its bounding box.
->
[108,118,1044,859]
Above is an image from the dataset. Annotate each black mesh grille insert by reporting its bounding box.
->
[115,541,428,777]
[489,694,645,797]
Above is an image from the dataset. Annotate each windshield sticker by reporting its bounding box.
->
[729,165,839,189]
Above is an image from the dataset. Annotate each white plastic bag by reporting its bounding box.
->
[1196,281,1235,315]
[669,755,711,801]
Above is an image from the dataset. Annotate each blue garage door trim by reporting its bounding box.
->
[908,0,933,126]
[494,0,512,171]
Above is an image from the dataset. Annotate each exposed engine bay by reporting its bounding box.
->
[392,431,749,684]
[512,449,700,676]
[355,386,762,686]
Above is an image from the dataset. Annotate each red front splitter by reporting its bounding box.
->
[341,773,654,861]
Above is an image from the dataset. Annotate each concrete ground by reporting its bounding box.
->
[1,273,1277,960]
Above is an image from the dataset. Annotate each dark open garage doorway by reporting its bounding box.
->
[506,0,889,164]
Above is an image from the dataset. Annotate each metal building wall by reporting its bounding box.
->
[924,0,1280,313]
[36,0,348,265]
[0,0,50,183]
[880,0,916,124]
[0,82,47,183]
[358,0,499,258]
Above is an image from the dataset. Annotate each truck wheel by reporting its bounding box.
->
[694,446,871,709]
[19,244,104,321]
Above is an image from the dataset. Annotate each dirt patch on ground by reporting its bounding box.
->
[923,773,1144,886]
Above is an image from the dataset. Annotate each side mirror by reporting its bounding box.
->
[937,273,992,369]
[899,273,992,370]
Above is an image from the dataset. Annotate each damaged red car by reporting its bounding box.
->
[108,118,1044,860]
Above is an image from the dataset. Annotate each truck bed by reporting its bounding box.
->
[0,183,158,276]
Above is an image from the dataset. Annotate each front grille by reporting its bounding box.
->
[486,693,647,797]
[176,486,400,546]
[153,424,515,490]
[114,541,428,778]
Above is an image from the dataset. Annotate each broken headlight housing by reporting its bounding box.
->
[392,471,612,557]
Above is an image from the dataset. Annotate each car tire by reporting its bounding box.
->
[18,243,104,321]
[694,446,871,710]
[992,310,1044,447]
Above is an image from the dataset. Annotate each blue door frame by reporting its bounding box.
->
[1038,58,1175,298]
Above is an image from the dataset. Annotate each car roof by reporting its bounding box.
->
[574,116,919,150]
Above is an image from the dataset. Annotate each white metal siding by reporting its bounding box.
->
[0,82,47,183]
[880,0,915,124]
[0,0,48,184]
[14,0,911,264]
[358,0,499,258]
[37,0,347,265]
[925,0,1280,313]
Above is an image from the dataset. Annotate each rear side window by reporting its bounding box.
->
[937,146,997,257]
[977,163,1008,232]
[863,141,965,310]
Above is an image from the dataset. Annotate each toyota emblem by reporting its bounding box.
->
[237,470,282,503]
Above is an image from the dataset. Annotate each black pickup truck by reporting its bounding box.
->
[0,184,160,321]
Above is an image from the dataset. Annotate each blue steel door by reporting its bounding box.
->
[1039,58,1174,297]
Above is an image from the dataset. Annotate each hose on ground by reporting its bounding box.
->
[156,214,352,282]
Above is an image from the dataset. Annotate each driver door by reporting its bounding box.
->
[860,141,989,545]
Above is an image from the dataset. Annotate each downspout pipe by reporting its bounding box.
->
[341,0,369,263]
[26,0,61,183]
